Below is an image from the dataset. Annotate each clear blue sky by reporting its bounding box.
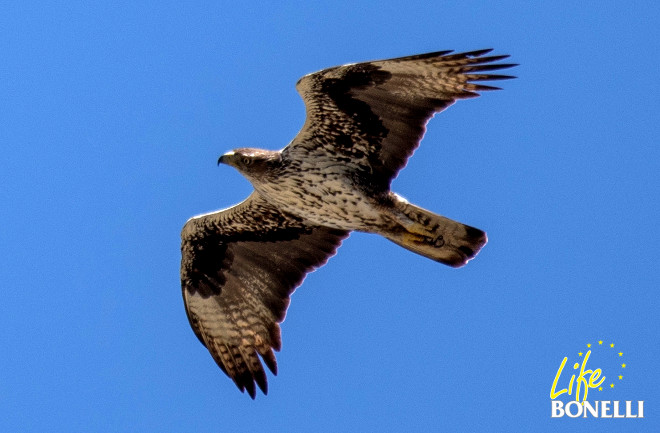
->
[1,1,658,432]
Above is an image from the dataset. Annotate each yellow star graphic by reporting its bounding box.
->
[618,375,623,380]
[610,343,615,348]
[618,352,623,356]
[578,352,583,356]
[622,363,627,368]
[598,340,603,345]
[587,343,591,348]
[598,387,603,391]
[610,383,614,388]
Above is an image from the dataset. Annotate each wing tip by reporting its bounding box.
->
[466,74,518,82]
[417,50,518,94]
[231,365,270,399]
[463,48,495,57]
[262,348,279,375]
[234,348,278,399]
[245,379,257,399]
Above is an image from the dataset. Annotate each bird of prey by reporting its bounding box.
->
[181,49,515,398]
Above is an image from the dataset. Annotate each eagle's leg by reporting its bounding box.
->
[397,225,446,247]
[398,221,446,246]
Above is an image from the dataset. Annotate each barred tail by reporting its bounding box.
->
[383,200,487,268]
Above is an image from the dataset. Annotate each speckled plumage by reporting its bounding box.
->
[181,49,516,398]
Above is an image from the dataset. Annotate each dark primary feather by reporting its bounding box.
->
[287,49,516,190]
[181,192,348,398]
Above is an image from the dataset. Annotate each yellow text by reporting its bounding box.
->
[550,350,605,401]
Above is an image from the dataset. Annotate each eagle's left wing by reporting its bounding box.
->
[286,49,516,190]
[181,192,349,398]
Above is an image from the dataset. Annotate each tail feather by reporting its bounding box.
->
[383,200,487,267]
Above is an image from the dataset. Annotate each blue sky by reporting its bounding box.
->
[1,1,658,431]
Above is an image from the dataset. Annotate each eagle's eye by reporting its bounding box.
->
[242,157,252,166]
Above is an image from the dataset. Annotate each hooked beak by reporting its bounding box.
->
[217,151,234,166]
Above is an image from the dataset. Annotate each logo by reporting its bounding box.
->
[549,340,644,418]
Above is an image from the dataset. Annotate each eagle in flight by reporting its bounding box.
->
[181,49,515,398]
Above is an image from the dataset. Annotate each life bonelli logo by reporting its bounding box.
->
[549,340,644,419]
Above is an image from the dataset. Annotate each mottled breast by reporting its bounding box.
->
[253,164,385,230]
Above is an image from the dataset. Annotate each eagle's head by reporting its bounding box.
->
[218,148,282,181]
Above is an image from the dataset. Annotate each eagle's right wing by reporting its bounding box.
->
[181,192,349,398]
